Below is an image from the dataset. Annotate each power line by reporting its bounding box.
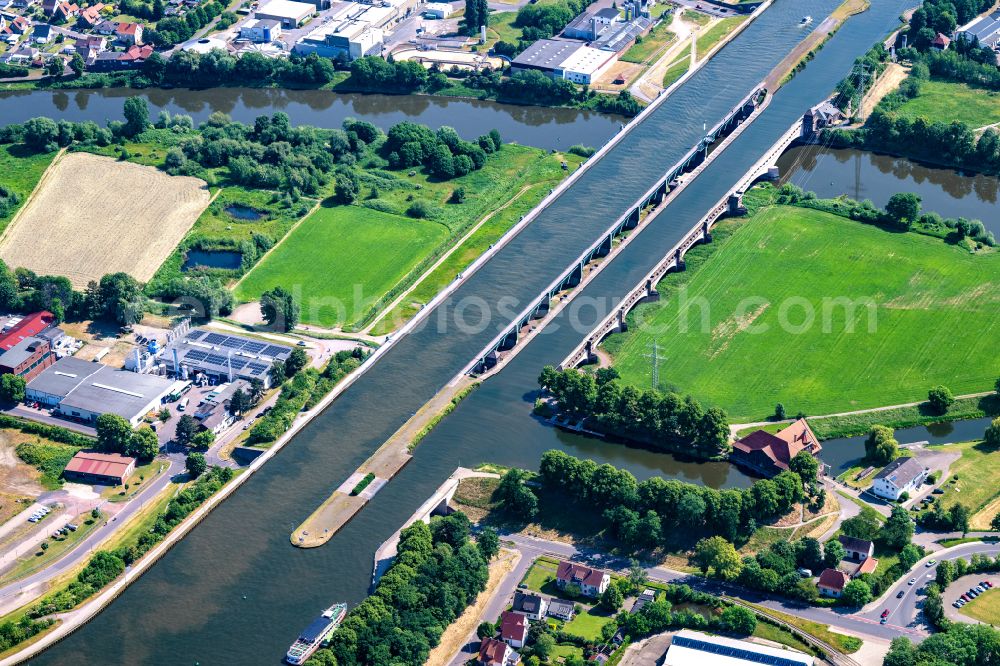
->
[643,339,666,390]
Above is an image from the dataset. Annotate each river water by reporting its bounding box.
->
[28,0,925,663]
[777,144,1000,234]
[0,87,624,151]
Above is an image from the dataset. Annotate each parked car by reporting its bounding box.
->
[880,617,888,624]
[954,602,962,608]
[881,609,890,618]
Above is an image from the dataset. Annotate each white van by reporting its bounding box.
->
[178,398,190,412]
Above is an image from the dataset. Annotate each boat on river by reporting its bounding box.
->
[285,603,347,665]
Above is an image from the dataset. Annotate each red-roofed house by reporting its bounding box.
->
[9,16,31,34]
[0,312,55,352]
[731,418,822,477]
[114,21,143,45]
[932,32,951,50]
[556,561,610,598]
[855,557,878,576]
[817,568,849,598]
[499,611,528,649]
[479,637,518,666]
[77,3,107,28]
[63,451,136,486]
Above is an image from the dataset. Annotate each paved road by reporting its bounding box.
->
[2,405,95,436]
[0,456,180,616]
[444,532,1000,664]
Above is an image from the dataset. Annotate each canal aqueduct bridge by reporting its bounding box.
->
[463,86,768,376]
[559,117,807,370]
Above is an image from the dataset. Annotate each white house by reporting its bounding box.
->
[556,561,610,598]
[511,591,547,621]
[872,456,929,501]
[499,611,528,649]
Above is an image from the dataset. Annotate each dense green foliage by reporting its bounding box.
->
[15,440,78,487]
[318,517,490,665]
[538,367,731,459]
[531,449,803,547]
[0,414,94,447]
[884,622,1000,666]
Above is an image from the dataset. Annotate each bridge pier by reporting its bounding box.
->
[596,233,613,257]
[498,327,518,351]
[673,247,686,272]
[532,294,550,319]
[624,206,640,230]
[702,220,712,242]
[728,190,747,216]
[616,308,627,333]
[583,339,598,365]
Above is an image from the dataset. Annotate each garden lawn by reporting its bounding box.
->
[932,440,1000,529]
[608,204,1000,421]
[895,78,1000,129]
[235,206,447,328]
[960,588,1000,624]
[563,607,615,641]
[520,556,560,594]
[0,144,58,233]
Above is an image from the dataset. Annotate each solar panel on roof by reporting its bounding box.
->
[204,333,227,345]
[247,362,268,372]
[185,350,208,362]
[243,341,266,353]
[220,338,243,349]
[205,354,227,366]
[671,636,806,666]
[187,330,206,341]
[229,359,248,370]
[262,345,288,357]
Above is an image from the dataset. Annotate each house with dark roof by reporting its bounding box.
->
[479,636,518,666]
[838,535,874,562]
[630,588,657,613]
[32,24,52,43]
[499,610,528,648]
[556,561,610,598]
[546,598,575,621]
[817,568,849,597]
[731,418,822,478]
[872,457,928,501]
[802,100,845,137]
[511,591,547,621]
[0,336,53,382]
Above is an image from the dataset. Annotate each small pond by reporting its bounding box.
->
[819,416,996,476]
[224,205,265,221]
[181,250,243,271]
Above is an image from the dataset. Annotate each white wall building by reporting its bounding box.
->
[240,17,282,42]
[255,0,316,28]
[558,44,616,84]
[872,456,929,501]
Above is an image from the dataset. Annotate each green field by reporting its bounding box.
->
[368,152,581,334]
[608,203,1000,421]
[960,588,1000,624]
[932,440,1000,530]
[662,54,691,87]
[563,607,615,640]
[896,78,1000,129]
[0,144,58,233]
[621,21,677,64]
[696,16,746,60]
[235,206,447,327]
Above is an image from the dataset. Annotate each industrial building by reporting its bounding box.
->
[0,336,53,382]
[63,450,136,486]
[664,630,813,666]
[561,5,651,52]
[254,0,316,28]
[957,10,1000,49]
[510,38,616,84]
[240,17,282,42]
[26,357,179,426]
[294,0,409,59]
[158,329,292,388]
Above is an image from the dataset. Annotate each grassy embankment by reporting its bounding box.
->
[929,440,1000,530]
[238,145,575,330]
[895,78,1000,128]
[0,144,58,234]
[621,19,677,65]
[368,151,583,335]
[605,192,1000,422]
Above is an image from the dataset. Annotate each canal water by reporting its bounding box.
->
[777,144,1000,234]
[0,87,624,151]
[29,0,925,663]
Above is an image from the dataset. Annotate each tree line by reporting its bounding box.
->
[315,513,492,666]
[538,367,731,459]
[497,449,816,550]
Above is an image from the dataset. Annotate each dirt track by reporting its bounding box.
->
[0,152,210,288]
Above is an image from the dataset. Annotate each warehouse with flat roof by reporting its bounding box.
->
[26,357,178,426]
[664,630,813,666]
[159,329,293,388]
[254,0,316,27]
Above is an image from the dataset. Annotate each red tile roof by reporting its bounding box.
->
[116,21,140,35]
[733,418,821,470]
[479,637,509,665]
[817,568,849,592]
[499,611,527,642]
[64,451,135,480]
[856,557,878,576]
[0,311,54,351]
[557,561,606,588]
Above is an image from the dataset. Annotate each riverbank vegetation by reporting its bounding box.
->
[604,185,1000,422]
[315,514,491,665]
[537,367,731,459]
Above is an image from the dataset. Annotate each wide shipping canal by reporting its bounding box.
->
[29,0,918,663]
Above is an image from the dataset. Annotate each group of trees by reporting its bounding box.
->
[95,414,160,461]
[139,49,338,88]
[907,0,995,51]
[29,465,233,619]
[884,617,1000,666]
[614,583,755,643]
[918,500,972,534]
[382,122,500,180]
[865,425,900,465]
[348,56,430,92]
[259,286,300,332]
[247,347,367,445]
[538,367,731,459]
[463,0,490,33]
[0,259,146,328]
[144,1,228,48]
[314,514,491,666]
[834,45,890,113]
[502,449,808,551]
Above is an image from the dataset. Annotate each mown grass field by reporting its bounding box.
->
[662,54,690,87]
[235,206,447,327]
[696,16,746,60]
[621,21,676,64]
[368,152,582,334]
[608,204,1000,421]
[0,144,58,234]
[895,78,1000,129]
[932,440,1000,529]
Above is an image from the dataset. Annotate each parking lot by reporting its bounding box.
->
[944,574,996,622]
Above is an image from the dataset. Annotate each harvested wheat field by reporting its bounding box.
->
[0,152,210,288]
